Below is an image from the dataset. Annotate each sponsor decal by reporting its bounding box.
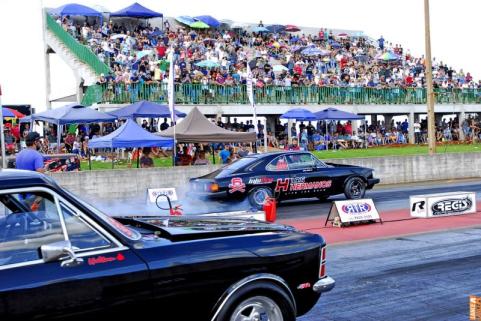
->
[88,253,125,266]
[248,176,274,185]
[275,177,332,193]
[431,198,472,215]
[341,203,372,214]
[411,200,425,212]
[297,282,312,290]
[229,177,246,193]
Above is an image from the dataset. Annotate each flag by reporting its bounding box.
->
[167,49,175,121]
[246,63,258,134]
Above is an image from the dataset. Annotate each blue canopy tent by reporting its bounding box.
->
[89,119,173,168]
[280,108,317,121]
[194,15,220,28]
[31,103,117,152]
[109,100,186,119]
[110,2,163,18]
[315,108,365,150]
[50,3,103,24]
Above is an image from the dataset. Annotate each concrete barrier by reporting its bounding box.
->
[49,152,481,200]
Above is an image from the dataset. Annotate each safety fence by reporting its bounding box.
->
[46,13,111,76]
[81,83,481,106]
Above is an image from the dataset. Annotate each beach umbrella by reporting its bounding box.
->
[2,108,15,118]
[194,15,221,28]
[285,24,300,32]
[301,47,329,56]
[273,65,289,72]
[136,49,153,59]
[330,41,342,49]
[280,108,317,121]
[5,108,24,118]
[267,24,285,33]
[376,51,400,61]
[252,26,269,33]
[195,60,220,68]
[189,21,210,29]
[231,22,249,29]
[176,16,196,26]
[338,33,349,39]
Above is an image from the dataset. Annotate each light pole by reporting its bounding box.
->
[424,0,436,155]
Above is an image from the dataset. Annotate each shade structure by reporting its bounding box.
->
[194,15,220,28]
[50,3,103,19]
[176,16,196,25]
[2,108,15,118]
[280,108,317,121]
[301,47,329,56]
[109,100,186,119]
[315,108,364,120]
[31,103,117,125]
[273,65,289,72]
[189,21,210,29]
[376,51,400,61]
[285,24,300,32]
[89,119,173,149]
[195,60,220,68]
[110,2,162,18]
[158,107,256,143]
[267,24,285,33]
[252,26,269,33]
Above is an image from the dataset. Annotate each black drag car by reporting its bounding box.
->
[0,170,334,321]
[191,151,380,209]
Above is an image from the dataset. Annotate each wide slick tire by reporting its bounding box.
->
[343,176,366,199]
[248,187,274,210]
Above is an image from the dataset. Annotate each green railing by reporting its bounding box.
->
[46,13,110,76]
[81,83,481,106]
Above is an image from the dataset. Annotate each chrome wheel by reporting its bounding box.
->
[230,296,284,321]
[249,187,273,209]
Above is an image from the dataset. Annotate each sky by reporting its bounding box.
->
[0,0,479,112]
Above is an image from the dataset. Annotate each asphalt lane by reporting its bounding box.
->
[299,227,481,321]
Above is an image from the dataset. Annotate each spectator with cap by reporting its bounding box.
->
[15,132,46,173]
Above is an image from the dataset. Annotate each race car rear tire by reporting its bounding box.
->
[344,177,366,199]
[248,187,273,210]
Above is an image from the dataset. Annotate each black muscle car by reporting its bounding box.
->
[191,151,380,209]
[0,169,334,321]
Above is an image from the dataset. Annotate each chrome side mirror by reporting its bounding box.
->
[40,240,84,268]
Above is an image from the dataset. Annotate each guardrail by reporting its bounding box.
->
[81,83,481,106]
[46,13,111,76]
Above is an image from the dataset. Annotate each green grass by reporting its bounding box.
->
[312,143,481,159]
[80,144,481,170]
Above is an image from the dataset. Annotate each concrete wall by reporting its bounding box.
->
[49,152,481,200]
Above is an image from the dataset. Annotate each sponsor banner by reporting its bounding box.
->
[325,199,381,226]
[148,188,178,202]
[410,192,476,218]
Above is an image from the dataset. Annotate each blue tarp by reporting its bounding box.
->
[109,101,186,119]
[315,108,364,120]
[110,2,162,18]
[280,108,317,121]
[50,3,103,19]
[31,103,117,125]
[89,119,173,148]
[194,15,220,28]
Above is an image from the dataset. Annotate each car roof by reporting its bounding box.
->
[0,169,55,190]
[247,151,312,160]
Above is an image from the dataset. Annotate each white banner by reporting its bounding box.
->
[327,199,381,226]
[148,188,178,203]
[410,192,476,218]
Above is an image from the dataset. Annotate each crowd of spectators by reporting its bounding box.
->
[55,16,480,94]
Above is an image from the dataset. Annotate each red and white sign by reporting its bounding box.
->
[229,178,246,193]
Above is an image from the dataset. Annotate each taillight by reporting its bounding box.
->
[209,183,219,193]
[319,246,327,278]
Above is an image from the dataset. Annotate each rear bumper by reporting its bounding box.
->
[313,276,335,293]
[367,178,380,189]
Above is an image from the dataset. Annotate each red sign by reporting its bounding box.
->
[229,178,246,193]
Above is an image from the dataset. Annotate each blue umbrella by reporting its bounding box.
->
[314,107,364,120]
[280,108,317,121]
[267,24,285,33]
[194,15,220,28]
[290,37,300,43]
[176,16,196,26]
[195,60,220,68]
[109,101,186,119]
[2,108,15,118]
[252,26,269,33]
[301,47,329,56]
[330,41,342,49]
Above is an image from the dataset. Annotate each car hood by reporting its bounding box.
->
[124,216,295,241]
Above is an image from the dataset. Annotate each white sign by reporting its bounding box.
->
[326,199,381,226]
[410,191,476,218]
[148,188,178,203]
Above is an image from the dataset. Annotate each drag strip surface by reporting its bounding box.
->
[299,227,481,321]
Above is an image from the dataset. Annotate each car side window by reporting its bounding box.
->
[287,154,317,169]
[266,156,289,171]
[0,191,65,267]
[60,203,112,251]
